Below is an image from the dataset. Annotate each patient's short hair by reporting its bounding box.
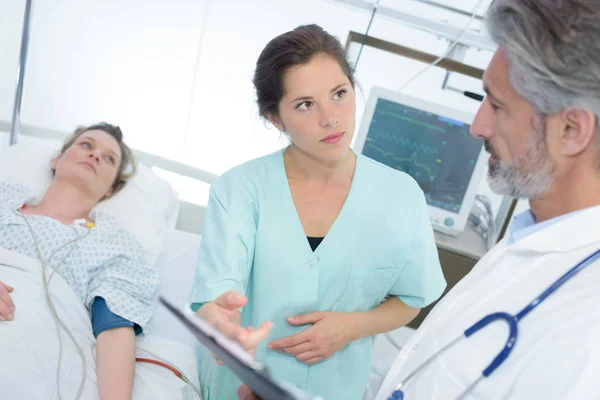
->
[59,122,137,199]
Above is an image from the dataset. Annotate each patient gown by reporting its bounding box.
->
[0,182,159,329]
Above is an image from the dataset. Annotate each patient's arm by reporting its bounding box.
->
[96,326,136,400]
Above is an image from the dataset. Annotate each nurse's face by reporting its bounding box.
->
[470,48,555,199]
[269,54,356,163]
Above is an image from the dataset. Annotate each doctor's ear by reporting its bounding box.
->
[266,112,285,133]
[559,108,597,157]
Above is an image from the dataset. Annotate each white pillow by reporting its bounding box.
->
[0,137,177,265]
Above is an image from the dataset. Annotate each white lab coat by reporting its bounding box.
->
[375,206,600,400]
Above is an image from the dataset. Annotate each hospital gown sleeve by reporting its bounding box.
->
[87,229,160,332]
[189,178,256,306]
[91,297,142,337]
[388,191,446,308]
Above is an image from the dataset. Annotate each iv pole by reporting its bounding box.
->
[9,0,34,146]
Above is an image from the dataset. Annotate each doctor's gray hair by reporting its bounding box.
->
[487,0,600,157]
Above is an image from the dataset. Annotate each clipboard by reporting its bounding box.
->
[159,297,322,400]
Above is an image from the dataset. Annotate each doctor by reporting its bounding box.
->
[373,0,600,399]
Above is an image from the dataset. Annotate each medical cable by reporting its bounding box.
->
[353,0,381,72]
[469,195,496,250]
[17,209,203,399]
[18,210,90,400]
[135,347,203,399]
[397,0,486,92]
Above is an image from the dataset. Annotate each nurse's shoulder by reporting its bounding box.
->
[208,151,283,214]
[358,154,425,205]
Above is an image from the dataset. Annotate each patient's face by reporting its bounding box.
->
[470,48,554,199]
[51,130,122,200]
[272,54,356,162]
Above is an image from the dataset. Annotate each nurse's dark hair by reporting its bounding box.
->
[252,24,356,120]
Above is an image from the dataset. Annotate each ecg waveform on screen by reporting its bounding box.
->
[362,98,483,214]
[375,111,445,133]
[365,141,442,179]
[367,130,439,156]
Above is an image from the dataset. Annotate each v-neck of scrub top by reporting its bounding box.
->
[279,149,361,259]
[307,236,324,252]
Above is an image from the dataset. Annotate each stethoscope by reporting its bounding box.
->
[388,248,600,400]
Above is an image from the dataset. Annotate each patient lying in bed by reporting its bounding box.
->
[0,123,160,399]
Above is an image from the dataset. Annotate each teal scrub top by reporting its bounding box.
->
[189,149,446,400]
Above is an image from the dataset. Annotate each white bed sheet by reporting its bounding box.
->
[0,246,201,399]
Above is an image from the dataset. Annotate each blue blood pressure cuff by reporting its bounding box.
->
[91,297,142,338]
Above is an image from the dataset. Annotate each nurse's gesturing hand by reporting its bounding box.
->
[267,311,358,365]
[197,291,272,362]
[0,280,16,322]
[237,385,261,400]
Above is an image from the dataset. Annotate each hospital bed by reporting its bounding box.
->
[1,123,413,399]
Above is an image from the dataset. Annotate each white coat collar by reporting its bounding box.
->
[507,205,600,253]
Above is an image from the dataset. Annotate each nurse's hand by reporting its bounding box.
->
[0,281,16,322]
[267,311,358,365]
[197,291,272,361]
[237,385,261,400]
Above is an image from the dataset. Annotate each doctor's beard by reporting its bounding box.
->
[485,119,555,200]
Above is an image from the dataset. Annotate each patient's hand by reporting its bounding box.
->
[237,385,261,400]
[197,291,272,361]
[0,281,15,321]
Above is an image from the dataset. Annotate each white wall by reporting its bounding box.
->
[2,0,208,160]
[1,0,517,221]
[183,0,494,174]
[0,1,26,123]
[183,0,372,174]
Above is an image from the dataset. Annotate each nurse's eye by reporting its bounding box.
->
[296,101,313,111]
[333,89,347,100]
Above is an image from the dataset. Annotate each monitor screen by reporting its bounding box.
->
[360,97,484,214]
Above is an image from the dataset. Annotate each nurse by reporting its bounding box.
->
[190,24,446,400]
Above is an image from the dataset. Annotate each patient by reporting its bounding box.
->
[0,123,159,399]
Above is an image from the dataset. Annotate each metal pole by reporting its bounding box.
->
[413,0,485,21]
[9,0,34,146]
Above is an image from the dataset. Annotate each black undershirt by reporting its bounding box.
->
[307,236,324,252]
